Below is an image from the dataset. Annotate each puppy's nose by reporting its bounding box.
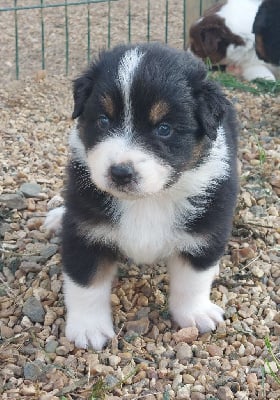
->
[110,164,135,185]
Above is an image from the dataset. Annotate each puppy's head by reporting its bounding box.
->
[71,43,229,199]
[253,0,280,66]
[189,15,245,64]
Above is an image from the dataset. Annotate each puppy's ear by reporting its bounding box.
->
[72,73,94,119]
[195,80,230,140]
[252,7,266,34]
[184,54,229,140]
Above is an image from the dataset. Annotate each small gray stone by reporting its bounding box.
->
[217,386,234,400]
[45,340,59,353]
[0,193,27,210]
[56,345,69,356]
[251,264,264,278]
[23,360,45,381]
[0,222,11,238]
[175,342,193,361]
[49,264,61,277]
[136,307,151,319]
[22,296,45,323]
[20,261,42,273]
[21,344,37,356]
[183,374,195,384]
[172,374,182,389]
[126,317,150,335]
[40,244,59,260]
[108,355,121,367]
[20,182,42,198]
[191,393,206,400]
[255,324,270,338]
[177,386,191,399]
[104,374,119,388]
[191,385,205,394]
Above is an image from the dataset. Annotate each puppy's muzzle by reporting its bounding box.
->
[110,163,135,186]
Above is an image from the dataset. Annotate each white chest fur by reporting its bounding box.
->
[84,193,207,265]
[117,195,186,264]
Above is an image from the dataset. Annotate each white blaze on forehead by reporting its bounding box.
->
[117,47,144,132]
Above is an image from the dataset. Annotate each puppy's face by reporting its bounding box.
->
[253,0,280,66]
[71,44,227,199]
[189,15,245,65]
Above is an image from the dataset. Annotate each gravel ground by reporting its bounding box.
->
[1,73,280,400]
[1,1,280,400]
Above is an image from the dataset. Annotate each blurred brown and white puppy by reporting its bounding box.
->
[45,43,239,350]
[189,0,279,81]
[253,0,280,66]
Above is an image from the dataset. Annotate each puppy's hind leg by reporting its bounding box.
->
[167,254,224,333]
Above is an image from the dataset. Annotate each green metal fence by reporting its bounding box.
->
[0,0,218,80]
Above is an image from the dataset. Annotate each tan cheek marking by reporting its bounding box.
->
[186,139,209,170]
[101,94,115,118]
[255,34,267,62]
[149,101,169,125]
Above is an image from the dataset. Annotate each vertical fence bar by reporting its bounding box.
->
[200,0,203,16]
[64,0,69,75]
[128,0,131,43]
[146,0,150,42]
[165,0,168,44]
[40,0,45,70]
[87,0,91,64]
[14,0,19,79]
[107,0,111,48]
[183,0,187,49]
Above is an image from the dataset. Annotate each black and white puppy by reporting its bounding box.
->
[253,0,280,66]
[45,43,239,350]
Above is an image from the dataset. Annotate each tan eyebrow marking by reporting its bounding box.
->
[149,101,169,125]
[101,94,115,118]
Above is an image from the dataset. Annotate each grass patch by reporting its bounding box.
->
[253,133,267,166]
[209,71,280,95]
[88,364,139,400]
[264,336,280,386]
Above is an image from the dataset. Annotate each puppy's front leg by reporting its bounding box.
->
[167,254,224,333]
[62,227,118,349]
[64,270,116,350]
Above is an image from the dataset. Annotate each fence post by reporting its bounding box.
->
[14,0,19,79]
[64,0,69,75]
[40,0,45,71]
[183,0,201,48]
[183,0,218,48]
[87,0,91,65]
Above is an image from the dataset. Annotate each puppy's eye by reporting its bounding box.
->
[155,123,172,138]
[97,115,110,130]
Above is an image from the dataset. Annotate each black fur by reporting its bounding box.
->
[253,0,280,66]
[62,43,239,286]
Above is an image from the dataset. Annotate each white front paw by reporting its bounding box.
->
[170,300,224,333]
[65,312,115,350]
[44,206,65,233]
